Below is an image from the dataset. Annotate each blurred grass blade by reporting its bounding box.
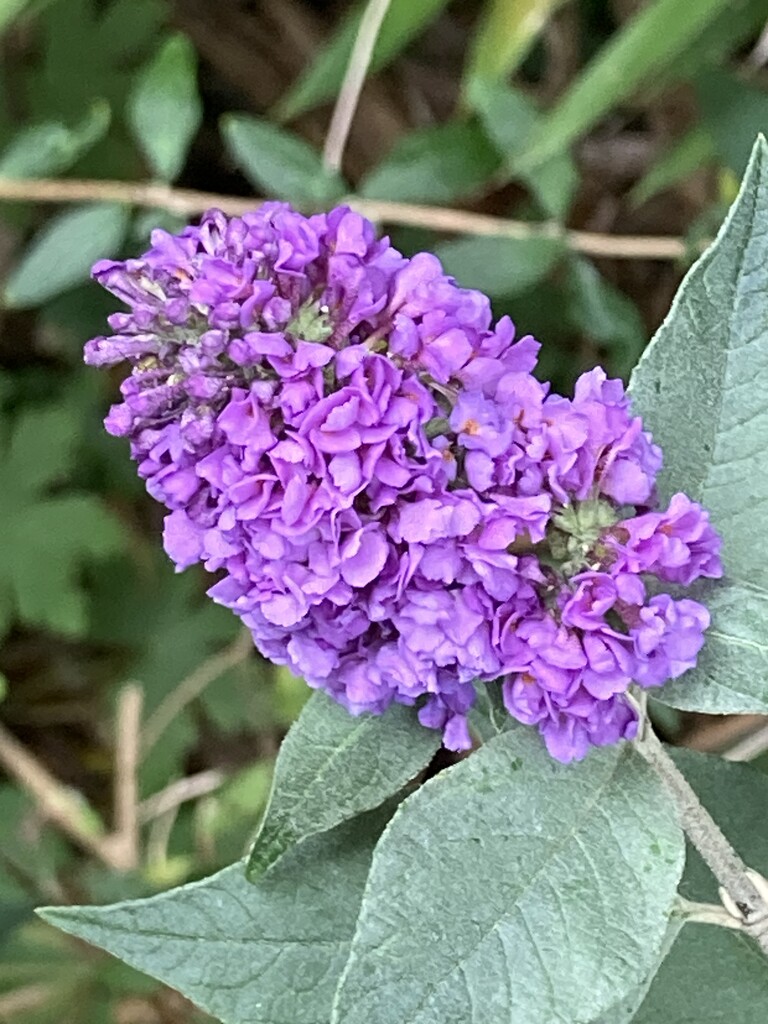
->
[0,0,34,33]
[464,0,568,88]
[697,69,768,177]
[3,204,129,308]
[518,0,740,172]
[0,101,111,179]
[127,33,202,183]
[359,120,500,203]
[275,0,450,121]
[631,127,714,207]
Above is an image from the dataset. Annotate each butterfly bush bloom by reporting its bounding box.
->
[85,202,723,762]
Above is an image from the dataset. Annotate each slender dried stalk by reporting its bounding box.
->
[322,0,393,175]
[0,176,690,260]
[141,632,252,753]
[0,720,133,871]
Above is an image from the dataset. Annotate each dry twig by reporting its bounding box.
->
[142,631,253,754]
[100,683,143,872]
[0,719,132,871]
[139,768,226,824]
[322,0,393,174]
[0,176,690,260]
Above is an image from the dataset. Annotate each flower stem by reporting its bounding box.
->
[635,721,768,954]
[322,0,393,175]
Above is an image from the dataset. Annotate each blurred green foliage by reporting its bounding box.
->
[0,0,767,1019]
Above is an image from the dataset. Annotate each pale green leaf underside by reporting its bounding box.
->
[40,810,388,1024]
[333,729,685,1024]
[630,135,768,713]
[247,691,439,879]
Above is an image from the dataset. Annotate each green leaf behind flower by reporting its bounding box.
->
[359,120,501,205]
[0,401,125,639]
[0,101,111,179]
[3,203,129,308]
[221,114,346,206]
[247,691,439,880]
[435,233,564,296]
[630,135,768,714]
[127,33,202,183]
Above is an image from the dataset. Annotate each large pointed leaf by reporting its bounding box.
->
[332,729,684,1024]
[40,809,389,1024]
[247,691,439,879]
[630,136,768,714]
[592,920,684,1024]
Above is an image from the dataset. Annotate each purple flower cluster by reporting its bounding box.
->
[85,202,723,762]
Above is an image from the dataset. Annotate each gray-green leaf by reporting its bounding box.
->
[593,919,684,1024]
[247,691,438,880]
[127,34,202,183]
[630,136,768,714]
[222,114,345,206]
[332,729,685,1024]
[40,809,389,1024]
[3,203,129,308]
